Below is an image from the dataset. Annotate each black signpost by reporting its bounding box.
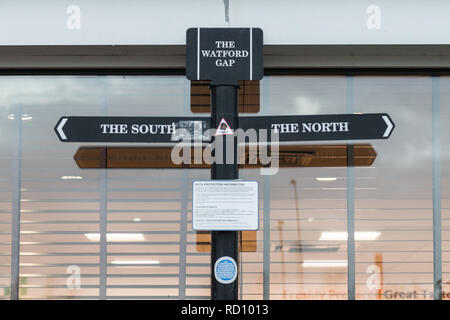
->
[187,27,264,300]
[208,84,240,300]
[54,113,394,143]
[54,27,396,302]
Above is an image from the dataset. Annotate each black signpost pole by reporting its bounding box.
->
[210,83,240,300]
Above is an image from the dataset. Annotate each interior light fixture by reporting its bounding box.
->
[61,176,83,180]
[315,177,337,182]
[85,233,145,242]
[111,260,159,265]
[8,114,33,120]
[133,218,141,222]
[302,260,348,268]
[320,231,380,241]
[19,252,41,256]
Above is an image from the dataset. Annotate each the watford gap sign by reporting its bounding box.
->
[186,28,263,82]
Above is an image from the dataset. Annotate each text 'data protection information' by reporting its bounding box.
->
[193,180,259,231]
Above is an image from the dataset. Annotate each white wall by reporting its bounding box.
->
[1,0,450,46]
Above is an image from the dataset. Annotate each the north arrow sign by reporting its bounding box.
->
[239,113,395,141]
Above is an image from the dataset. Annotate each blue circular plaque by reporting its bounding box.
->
[214,256,237,284]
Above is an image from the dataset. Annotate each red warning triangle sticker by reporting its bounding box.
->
[215,118,234,136]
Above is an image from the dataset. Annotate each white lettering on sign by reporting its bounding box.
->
[99,123,176,135]
[270,122,350,134]
[216,59,235,67]
[201,40,249,68]
[215,41,235,48]
[271,123,298,133]
[100,124,128,134]
[130,123,176,135]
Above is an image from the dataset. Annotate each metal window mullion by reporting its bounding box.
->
[263,175,271,299]
[99,169,107,299]
[178,171,188,299]
[10,106,22,300]
[240,231,243,300]
[346,76,355,300]
[178,78,191,299]
[347,147,355,300]
[262,77,271,300]
[99,81,108,300]
[432,76,442,300]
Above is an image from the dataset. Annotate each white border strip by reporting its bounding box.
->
[197,28,200,80]
[250,28,253,80]
[382,115,393,137]
[57,117,68,140]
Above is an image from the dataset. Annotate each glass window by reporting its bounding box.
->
[241,76,349,299]
[441,76,450,300]
[0,79,13,298]
[1,76,205,299]
[0,74,447,299]
[352,76,433,299]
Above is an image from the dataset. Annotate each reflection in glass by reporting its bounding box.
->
[0,75,445,299]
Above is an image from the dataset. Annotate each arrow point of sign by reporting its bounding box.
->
[56,117,68,140]
[382,115,394,138]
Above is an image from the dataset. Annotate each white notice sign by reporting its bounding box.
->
[193,180,259,231]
